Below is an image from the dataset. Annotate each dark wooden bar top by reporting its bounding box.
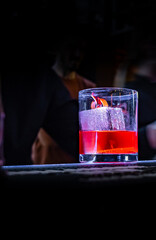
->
[2,160,156,189]
[2,161,156,214]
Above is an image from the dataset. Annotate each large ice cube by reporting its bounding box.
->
[79,107,125,131]
[79,107,109,131]
[109,107,125,130]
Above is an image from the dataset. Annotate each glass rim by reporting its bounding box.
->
[79,87,138,97]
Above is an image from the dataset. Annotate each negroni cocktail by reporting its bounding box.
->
[79,88,138,162]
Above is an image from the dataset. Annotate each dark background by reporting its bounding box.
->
[1,0,156,86]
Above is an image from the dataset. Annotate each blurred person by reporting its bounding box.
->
[1,63,79,165]
[52,35,96,99]
[1,23,80,165]
[124,59,156,160]
[31,35,96,164]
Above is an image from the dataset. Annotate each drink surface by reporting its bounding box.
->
[79,130,138,155]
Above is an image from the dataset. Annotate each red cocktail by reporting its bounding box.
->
[79,130,138,155]
[79,88,138,162]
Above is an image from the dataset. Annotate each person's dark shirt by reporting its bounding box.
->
[1,64,79,165]
[125,75,156,160]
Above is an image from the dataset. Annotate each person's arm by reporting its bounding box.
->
[138,125,156,160]
[146,121,156,148]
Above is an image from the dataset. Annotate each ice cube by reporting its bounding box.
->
[79,107,125,131]
[109,107,125,130]
[79,107,109,131]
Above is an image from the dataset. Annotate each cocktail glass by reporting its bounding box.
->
[79,88,138,162]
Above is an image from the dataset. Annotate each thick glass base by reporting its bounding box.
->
[79,154,138,163]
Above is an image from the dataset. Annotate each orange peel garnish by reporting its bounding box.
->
[99,98,108,107]
[91,94,108,109]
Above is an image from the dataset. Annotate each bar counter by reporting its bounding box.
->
[2,161,156,212]
[2,160,156,189]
